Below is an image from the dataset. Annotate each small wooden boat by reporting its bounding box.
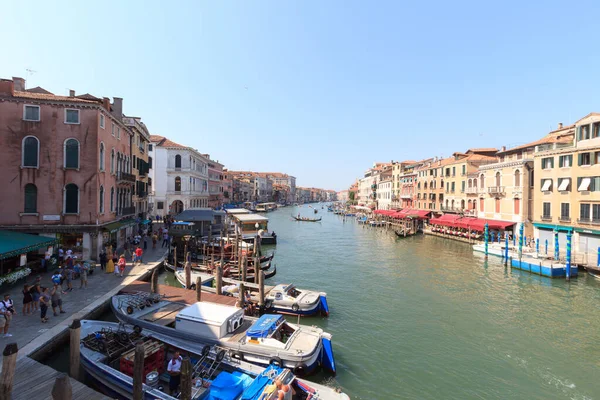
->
[292,215,322,222]
[394,229,414,238]
[585,265,600,279]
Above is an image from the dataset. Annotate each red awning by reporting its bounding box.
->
[391,209,431,219]
[429,214,462,227]
[373,210,396,216]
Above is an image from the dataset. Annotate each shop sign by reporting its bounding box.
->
[20,254,27,266]
[43,215,61,221]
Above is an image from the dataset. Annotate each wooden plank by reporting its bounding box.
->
[121,280,238,307]
[141,303,185,323]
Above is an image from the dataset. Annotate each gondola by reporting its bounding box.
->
[394,229,413,238]
[292,215,322,222]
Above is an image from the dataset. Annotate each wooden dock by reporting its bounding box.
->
[120,280,238,306]
[11,357,109,400]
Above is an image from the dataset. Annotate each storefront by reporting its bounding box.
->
[0,230,57,286]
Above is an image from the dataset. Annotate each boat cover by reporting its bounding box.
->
[246,314,284,338]
[240,365,283,400]
[205,371,253,400]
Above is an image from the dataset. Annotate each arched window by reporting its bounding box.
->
[175,176,181,191]
[24,183,37,213]
[480,174,485,189]
[99,142,105,171]
[440,179,444,188]
[175,154,182,168]
[99,185,105,213]
[110,149,115,173]
[64,183,79,214]
[514,170,521,187]
[22,136,39,168]
[110,187,115,212]
[468,179,472,188]
[64,139,80,169]
[495,172,501,187]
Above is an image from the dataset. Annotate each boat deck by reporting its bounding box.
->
[141,303,186,326]
[120,280,238,306]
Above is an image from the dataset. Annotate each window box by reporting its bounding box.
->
[65,109,80,124]
[23,105,40,121]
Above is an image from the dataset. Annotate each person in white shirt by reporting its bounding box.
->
[66,249,73,257]
[167,351,182,394]
[0,294,16,338]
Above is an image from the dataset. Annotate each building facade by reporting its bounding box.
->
[204,155,224,209]
[124,116,151,219]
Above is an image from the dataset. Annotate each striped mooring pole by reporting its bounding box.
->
[597,247,600,267]
[484,223,489,259]
[554,231,559,261]
[545,239,548,255]
[566,232,572,281]
[504,233,509,266]
[536,238,540,255]
[518,223,524,261]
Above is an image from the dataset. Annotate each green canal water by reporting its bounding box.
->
[162,205,600,400]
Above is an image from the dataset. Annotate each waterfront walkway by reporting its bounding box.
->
[0,244,168,358]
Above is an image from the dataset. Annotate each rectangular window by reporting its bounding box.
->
[543,202,551,218]
[578,177,592,191]
[579,124,591,140]
[117,126,121,139]
[495,198,500,213]
[560,203,570,219]
[23,105,40,121]
[157,201,164,210]
[593,204,600,221]
[451,182,455,192]
[541,179,552,191]
[578,152,592,166]
[514,198,520,214]
[100,114,105,129]
[462,165,466,175]
[557,178,570,192]
[148,144,153,151]
[593,122,600,138]
[452,167,456,176]
[479,198,484,212]
[558,155,572,168]
[541,157,554,169]
[112,123,115,136]
[580,203,590,220]
[65,109,80,124]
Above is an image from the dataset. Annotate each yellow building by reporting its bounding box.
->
[476,143,536,236]
[533,114,600,266]
[123,116,151,218]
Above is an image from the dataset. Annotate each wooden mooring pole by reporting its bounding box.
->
[133,341,145,400]
[180,357,192,400]
[150,267,159,294]
[0,343,18,399]
[258,270,265,309]
[185,251,192,289]
[237,282,245,308]
[69,319,81,380]
[196,276,202,301]
[216,265,223,296]
[242,255,247,283]
[51,373,72,400]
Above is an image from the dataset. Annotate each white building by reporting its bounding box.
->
[149,135,209,216]
[377,178,393,210]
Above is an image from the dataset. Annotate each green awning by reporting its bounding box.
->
[103,219,137,233]
[0,231,57,260]
[141,219,151,225]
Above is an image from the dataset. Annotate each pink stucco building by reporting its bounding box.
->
[0,77,137,259]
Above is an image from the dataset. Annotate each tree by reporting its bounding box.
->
[349,191,355,202]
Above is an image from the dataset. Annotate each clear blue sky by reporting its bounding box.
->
[2,1,599,191]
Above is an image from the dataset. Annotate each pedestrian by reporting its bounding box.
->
[22,284,33,315]
[143,234,148,250]
[65,267,74,292]
[167,351,182,395]
[30,279,42,312]
[99,250,107,271]
[135,246,143,264]
[118,255,127,277]
[51,269,63,288]
[80,262,89,289]
[39,287,50,323]
[1,294,16,337]
[152,232,158,249]
[162,231,169,248]
[43,249,51,272]
[58,247,64,263]
[50,284,66,316]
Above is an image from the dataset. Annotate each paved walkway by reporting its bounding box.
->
[0,244,168,357]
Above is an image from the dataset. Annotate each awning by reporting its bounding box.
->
[0,231,57,260]
[430,214,462,227]
[457,218,515,231]
[391,209,431,219]
[558,179,570,192]
[103,219,137,233]
[373,210,397,216]
[141,219,151,225]
[541,179,553,191]
[176,209,217,222]
[578,177,591,191]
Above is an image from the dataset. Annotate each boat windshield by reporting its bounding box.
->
[285,286,300,298]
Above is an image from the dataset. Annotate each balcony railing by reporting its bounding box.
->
[540,215,552,221]
[118,206,136,216]
[488,186,505,194]
[137,191,147,198]
[400,194,412,199]
[465,187,479,194]
[117,171,136,183]
[440,206,464,213]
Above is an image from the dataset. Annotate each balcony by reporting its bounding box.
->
[137,191,147,199]
[118,206,136,216]
[540,215,552,221]
[488,186,505,194]
[440,206,464,213]
[465,187,479,194]
[117,171,136,183]
[400,194,412,199]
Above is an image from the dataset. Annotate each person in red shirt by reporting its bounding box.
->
[135,246,143,265]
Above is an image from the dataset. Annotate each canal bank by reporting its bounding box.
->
[165,205,598,400]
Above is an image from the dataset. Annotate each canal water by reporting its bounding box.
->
[161,205,600,400]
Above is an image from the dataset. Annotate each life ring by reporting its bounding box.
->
[269,357,283,367]
[216,350,226,362]
[201,345,210,357]
[126,306,134,315]
[291,303,299,312]
[293,364,307,376]
[231,351,244,361]
[133,325,142,335]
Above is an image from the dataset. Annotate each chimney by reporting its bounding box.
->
[111,97,123,118]
[12,77,25,91]
[69,89,75,97]
[102,97,111,111]
[501,146,506,152]
[0,79,15,95]
[558,122,563,129]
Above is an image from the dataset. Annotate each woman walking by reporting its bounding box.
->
[30,280,42,312]
[22,284,33,315]
[39,287,50,323]
[118,255,127,278]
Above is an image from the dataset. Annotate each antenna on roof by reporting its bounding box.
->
[25,68,37,89]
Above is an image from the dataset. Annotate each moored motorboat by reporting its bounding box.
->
[79,320,348,399]
[265,284,329,317]
[110,297,336,375]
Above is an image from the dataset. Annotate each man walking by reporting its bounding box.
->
[0,294,15,337]
[167,351,182,395]
[50,284,66,316]
[135,246,143,265]
[162,230,169,248]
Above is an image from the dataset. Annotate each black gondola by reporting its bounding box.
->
[292,215,322,222]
